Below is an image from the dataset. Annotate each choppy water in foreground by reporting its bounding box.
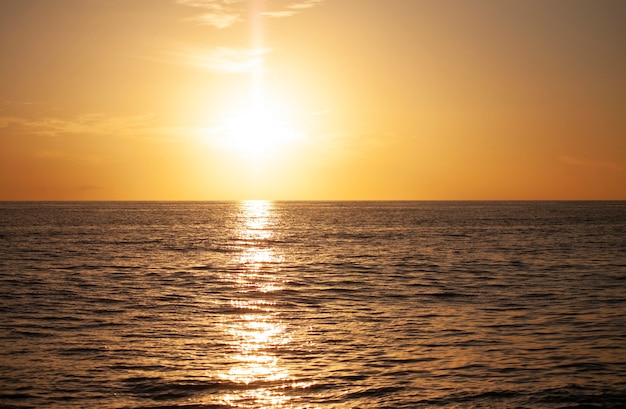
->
[1,201,625,409]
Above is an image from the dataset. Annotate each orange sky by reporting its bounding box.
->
[1,0,625,200]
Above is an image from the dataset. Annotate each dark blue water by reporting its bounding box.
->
[1,201,625,408]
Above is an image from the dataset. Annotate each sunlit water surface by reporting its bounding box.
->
[1,201,625,408]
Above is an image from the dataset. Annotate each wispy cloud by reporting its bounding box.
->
[0,113,155,138]
[78,184,101,191]
[187,11,241,28]
[176,0,325,26]
[157,46,268,72]
[560,155,626,173]
[289,0,324,10]
[33,150,103,166]
[263,0,325,18]
[262,11,296,18]
[0,110,219,147]
[176,0,244,28]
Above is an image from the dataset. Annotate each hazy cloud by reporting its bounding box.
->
[0,113,154,138]
[177,0,325,26]
[289,0,324,10]
[158,46,268,72]
[187,11,241,28]
[33,150,103,166]
[263,0,325,18]
[1,111,207,148]
[78,185,101,191]
[176,0,243,28]
[262,11,296,18]
[560,155,626,173]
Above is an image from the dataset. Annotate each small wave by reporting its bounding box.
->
[424,291,473,298]
[124,376,302,399]
[532,385,626,408]
[421,388,524,406]
[131,404,229,409]
[13,330,54,338]
[343,385,406,400]
[189,264,216,270]
[0,393,37,400]
[57,346,110,356]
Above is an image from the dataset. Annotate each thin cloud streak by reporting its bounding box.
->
[289,0,324,10]
[262,11,296,18]
[177,0,326,26]
[560,155,626,174]
[0,111,217,145]
[187,12,241,28]
[156,46,268,72]
[176,0,243,28]
[33,150,103,166]
[263,0,325,18]
[0,113,155,138]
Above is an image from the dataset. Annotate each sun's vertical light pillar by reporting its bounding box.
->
[249,0,266,109]
[214,0,305,157]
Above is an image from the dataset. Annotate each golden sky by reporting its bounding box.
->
[1,0,625,200]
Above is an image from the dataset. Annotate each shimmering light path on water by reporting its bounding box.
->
[1,201,625,408]
[219,200,300,407]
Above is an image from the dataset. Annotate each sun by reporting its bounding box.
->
[202,0,306,158]
[217,95,305,155]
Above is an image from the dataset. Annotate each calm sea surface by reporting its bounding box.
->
[1,201,625,408]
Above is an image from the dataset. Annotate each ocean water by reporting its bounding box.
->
[1,201,625,409]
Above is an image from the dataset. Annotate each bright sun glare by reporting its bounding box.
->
[200,1,307,159]
[217,96,305,155]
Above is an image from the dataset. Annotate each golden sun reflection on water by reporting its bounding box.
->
[218,200,303,408]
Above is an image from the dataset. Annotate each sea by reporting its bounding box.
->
[1,201,625,409]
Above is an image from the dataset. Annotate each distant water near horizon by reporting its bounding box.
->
[1,201,625,408]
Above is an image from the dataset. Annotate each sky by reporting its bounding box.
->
[1,0,625,200]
